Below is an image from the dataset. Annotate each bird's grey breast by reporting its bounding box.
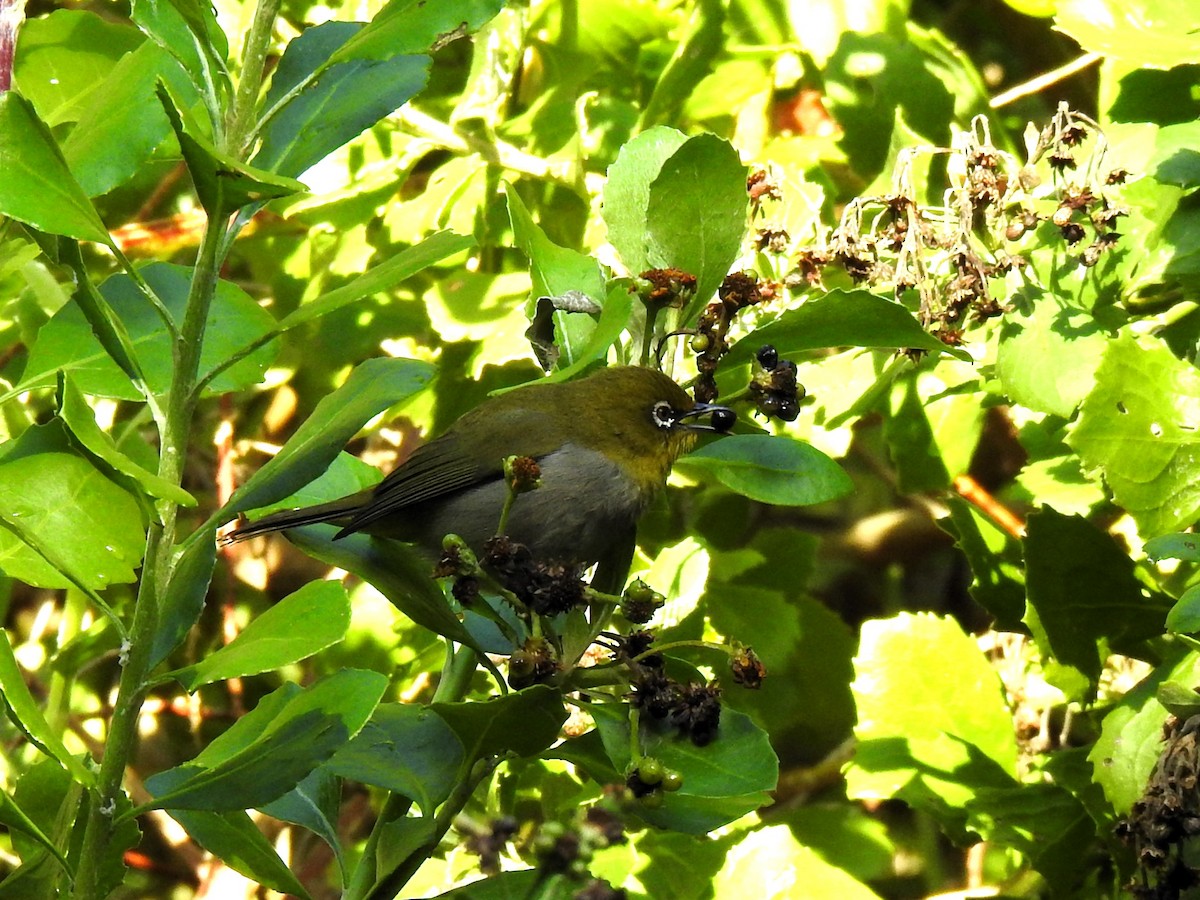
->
[416,443,642,563]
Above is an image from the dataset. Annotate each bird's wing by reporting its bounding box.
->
[340,406,560,533]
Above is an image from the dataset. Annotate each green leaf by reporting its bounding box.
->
[939,497,1026,628]
[130,0,229,97]
[258,769,346,888]
[62,40,196,197]
[254,22,430,179]
[1023,508,1166,697]
[965,782,1094,895]
[1151,120,1200,190]
[706,582,857,764]
[505,183,605,301]
[1156,680,1200,719]
[883,376,950,493]
[218,357,435,522]
[506,184,607,368]
[21,263,280,400]
[168,581,351,691]
[278,231,474,331]
[823,30,954,179]
[0,93,111,243]
[996,303,1109,418]
[639,0,724,129]
[157,83,303,214]
[645,133,748,318]
[12,10,145,126]
[1055,0,1200,70]
[149,535,216,668]
[0,783,70,877]
[678,434,853,506]
[0,420,145,591]
[1090,650,1200,813]
[603,126,689,277]
[1067,332,1200,537]
[57,374,194,507]
[142,670,387,813]
[722,290,970,371]
[0,632,94,785]
[159,805,312,899]
[590,702,778,834]
[326,702,464,813]
[847,612,1018,841]
[1167,584,1200,634]
[433,685,568,768]
[1146,532,1200,562]
[326,0,506,66]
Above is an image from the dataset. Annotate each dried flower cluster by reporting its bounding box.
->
[746,104,1130,350]
[1117,714,1200,899]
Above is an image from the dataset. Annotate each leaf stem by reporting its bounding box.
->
[72,209,228,900]
[228,0,282,156]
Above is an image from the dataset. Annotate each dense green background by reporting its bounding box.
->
[1,0,1200,897]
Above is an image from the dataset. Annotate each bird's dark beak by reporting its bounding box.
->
[677,403,736,433]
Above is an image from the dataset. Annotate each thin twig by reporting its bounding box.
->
[989,52,1103,109]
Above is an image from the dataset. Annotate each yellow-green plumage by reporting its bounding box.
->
[228,366,731,565]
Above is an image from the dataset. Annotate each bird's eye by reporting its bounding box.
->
[651,400,676,429]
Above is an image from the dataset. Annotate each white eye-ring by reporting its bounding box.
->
[651,400,676,429]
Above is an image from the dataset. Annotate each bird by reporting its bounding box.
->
[225,365,735,567]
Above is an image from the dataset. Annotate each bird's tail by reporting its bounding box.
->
[221,494,368,544]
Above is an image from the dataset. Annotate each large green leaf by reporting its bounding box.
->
[12,10,145,126]
[0,421,144,590]
[0,784,70,875]
[156,802,312,899]
[1023,509,1169,697]
[21,263,280,400]
[721,290,970,371]
[847,612,1019,842]
[1067,332,1200,536]
[325,0,505,66]
[258,769,345,888]
[0,93,111,243]
[254,22,429,179]
[996,303,1110,418]
[603,126,689,277]
[1055,0,1200,70]
[130,0,229,99]
[167,581,351,691]
[677,434,853,506]
[326,703,463,813]
[590,701,778,834]
[505,185,606,368]
[141,670,386,813]
[823,29,954,179]
[433,685,568,768]
[62,40,195,197]
[57,374,193,507]
[646,133,748,318]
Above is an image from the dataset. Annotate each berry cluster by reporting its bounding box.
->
[463,808,628,898]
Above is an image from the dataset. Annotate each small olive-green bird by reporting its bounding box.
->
[227,366,734,566]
